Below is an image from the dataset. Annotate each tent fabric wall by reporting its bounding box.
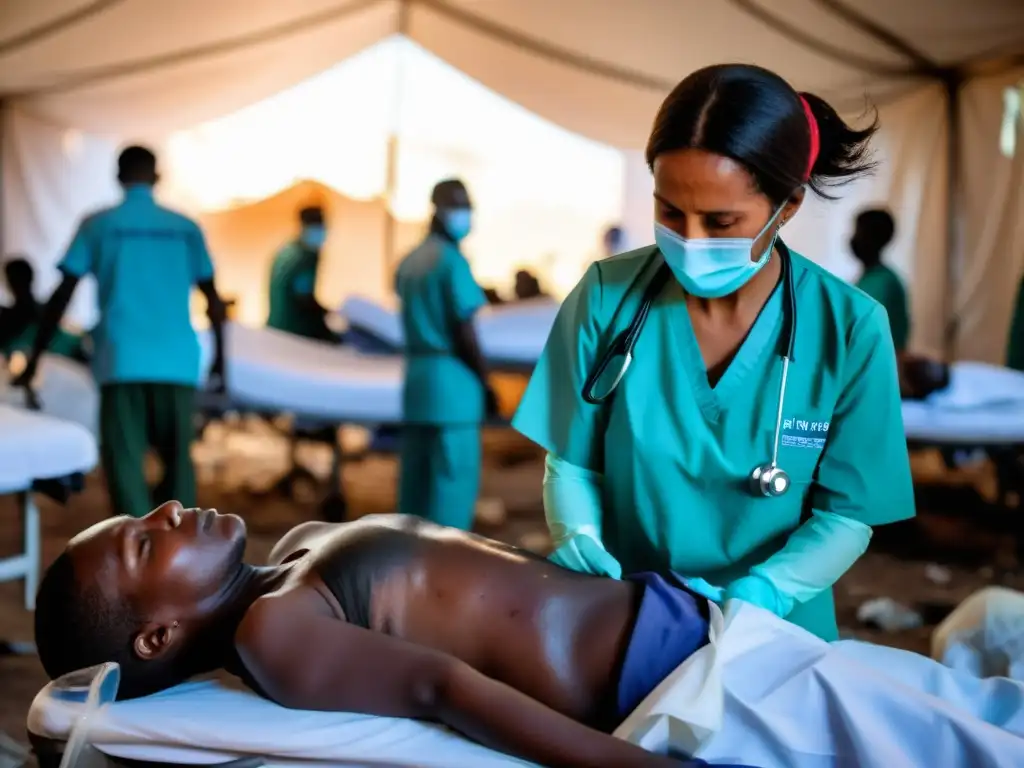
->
[0,0,1022,357]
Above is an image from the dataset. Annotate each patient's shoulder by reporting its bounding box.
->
[268,521,333,564]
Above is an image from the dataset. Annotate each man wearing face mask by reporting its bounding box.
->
[394,179,498,529]
[267,206,335,342]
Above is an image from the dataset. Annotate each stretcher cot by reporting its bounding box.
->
[0,403,97,611]
[339,296,558,370]
[27,601,1024,768]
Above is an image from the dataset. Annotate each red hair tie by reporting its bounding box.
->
[799,95,820,182]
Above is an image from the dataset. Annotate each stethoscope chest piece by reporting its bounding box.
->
[749,463,790,497]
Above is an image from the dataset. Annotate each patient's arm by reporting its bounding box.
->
[236,595,678,768]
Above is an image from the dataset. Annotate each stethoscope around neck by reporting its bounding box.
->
[581,242,799,498]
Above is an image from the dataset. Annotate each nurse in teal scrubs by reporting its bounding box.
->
[514,64,916,640]
[395,179,498,529]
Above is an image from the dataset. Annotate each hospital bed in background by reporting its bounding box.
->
[339,296,559,371]
[0,403,96,649]
[901,361,1024,523]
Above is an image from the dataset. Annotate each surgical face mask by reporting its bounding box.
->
[300,225,326,249]
[444,208,473,241]
[655,207,785,298]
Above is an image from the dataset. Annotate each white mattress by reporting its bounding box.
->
[0,353,98,435]
[340,296,559,366]
[901,362,1024,444]
[28,678,535,768]
[199,324,403,424]
[0,404,98,494]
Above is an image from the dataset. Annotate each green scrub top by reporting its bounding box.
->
[59,185,214,387]
[395,234,487,425]
[856,263,910,353]
[513,246,916,640]
[1007,275,1024,372]
[267,241,326,339]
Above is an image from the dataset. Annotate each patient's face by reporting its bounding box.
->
[67,501,247,621]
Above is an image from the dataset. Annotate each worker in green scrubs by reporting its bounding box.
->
[13,146,227,517]
[1008,273,1024,371]
[514,64,915,641]
[267,205,335,342]
[394,179,498,529]
[852,208,911,353]
[0,258,86,362]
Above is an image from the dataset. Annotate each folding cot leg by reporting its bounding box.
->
[318,434,348,523]
[21,491,40,611]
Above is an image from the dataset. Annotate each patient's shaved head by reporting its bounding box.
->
[34,550,144,693]
[35,503,248,699]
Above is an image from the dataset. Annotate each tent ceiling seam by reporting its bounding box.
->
[726,0,923,78]
[813,0,939,73]
[7,0,385,98]
[0,0,127,58]
[411,0,673,91]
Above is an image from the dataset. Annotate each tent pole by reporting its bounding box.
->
[943,71,963,359]
[383,1,410,290]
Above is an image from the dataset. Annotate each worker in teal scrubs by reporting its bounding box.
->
[394,179,498,529]
[0,258,86,362]
[13,146,227,517]
[852,208,911,354]
[514,64,916,641]
[267,205,335,342]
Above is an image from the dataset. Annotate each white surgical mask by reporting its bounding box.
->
[655,207,785,298]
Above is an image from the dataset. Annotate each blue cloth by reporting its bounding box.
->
[617,572,710,719]
[59,185,214,386]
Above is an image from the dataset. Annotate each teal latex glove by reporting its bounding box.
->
[550,533,623,578]
[543,453,623,579]
[725,510,873,617]
[682,576,725,604]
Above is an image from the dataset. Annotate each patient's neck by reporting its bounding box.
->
[192,564,290,671]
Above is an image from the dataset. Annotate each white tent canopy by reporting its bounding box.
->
[1,0,1022,359]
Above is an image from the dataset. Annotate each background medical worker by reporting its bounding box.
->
[851,208,911,354]
[0,257,86,362]
[267,205,336,342]
[394,179,498,529]
[514,63,916,641]
[14,145,227,518]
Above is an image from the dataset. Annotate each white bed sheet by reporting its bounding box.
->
[28,678,536,768]
[340,296,559,365]
[617,601,1024,767]
[0,404,97,494]
[199,325,403,424]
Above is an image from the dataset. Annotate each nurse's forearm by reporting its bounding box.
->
[543,454,623,578]
[453,320,490,386]
[543,453,604,541]
[727,510,872,617]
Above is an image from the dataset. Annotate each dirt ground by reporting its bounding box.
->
[1,421,1021,754]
